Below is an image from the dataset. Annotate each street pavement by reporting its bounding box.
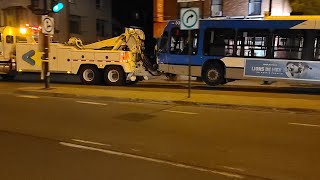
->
[0,87,320,180]
[1,131,234,180]
[13,76,320,112]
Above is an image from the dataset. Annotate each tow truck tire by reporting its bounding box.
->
[202,63,225,86]
[104,66,125,86]
[0,74,15,81]
[79,65,101,85]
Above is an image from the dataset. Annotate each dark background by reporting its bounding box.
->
[112,0,153,38]
[112,0,156,63]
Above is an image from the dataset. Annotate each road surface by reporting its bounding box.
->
[0,82,320,180]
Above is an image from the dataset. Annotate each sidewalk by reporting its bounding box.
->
[16,82,320,113]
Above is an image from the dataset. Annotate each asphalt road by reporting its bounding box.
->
[0,84,320,180]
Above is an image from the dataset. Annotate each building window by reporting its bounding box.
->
[69,15,81,34]
[248,0,262,16]
[96,19,106,37]
[96,0,101,9]
[211,0,222,17]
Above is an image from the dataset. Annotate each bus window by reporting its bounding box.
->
[204,28,235,56]
[6,35,14,44]
[314,31,320,60]
[0,33,2,42]
[159,31,168,53]
[170,28,198,55]
[236,30,268,58]
[273,30,304,60]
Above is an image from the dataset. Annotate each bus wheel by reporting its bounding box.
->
[104,66,125,86]
[79,65,101,85]
[202,63,225,86]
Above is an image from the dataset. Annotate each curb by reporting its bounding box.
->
[15,89,320,114]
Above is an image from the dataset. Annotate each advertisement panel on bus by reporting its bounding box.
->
[244,59,320,81]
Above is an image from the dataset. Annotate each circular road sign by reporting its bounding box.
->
[181,8,199,30]
[42,16,54,34]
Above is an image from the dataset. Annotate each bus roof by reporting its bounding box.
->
[167,16,320,30]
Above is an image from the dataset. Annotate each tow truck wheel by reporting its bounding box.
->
[202,63,225,86]
[104,66,125,86]
[79,65,101,85]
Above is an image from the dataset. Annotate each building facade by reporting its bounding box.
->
[154,0,292,38]
[0,0,112,43]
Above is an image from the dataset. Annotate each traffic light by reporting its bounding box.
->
[28,0,64,14]
[51,0,64,13]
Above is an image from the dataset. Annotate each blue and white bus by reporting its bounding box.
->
[156,16,320,86]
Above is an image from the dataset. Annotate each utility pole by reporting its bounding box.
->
[29,0,64,89]
[269,0,273,16]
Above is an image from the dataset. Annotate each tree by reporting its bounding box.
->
[289,0,320,15]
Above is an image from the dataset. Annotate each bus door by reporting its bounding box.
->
[166,28,199,76]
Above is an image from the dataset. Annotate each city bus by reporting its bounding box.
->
[156,16,320,86]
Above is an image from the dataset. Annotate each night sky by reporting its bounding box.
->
[112,0,153,38]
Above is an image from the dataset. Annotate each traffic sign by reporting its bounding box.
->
[177,0,204,2]
[42,16,54,35]
[180,8,199,30]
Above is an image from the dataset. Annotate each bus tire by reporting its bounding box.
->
[104,66,125,86]
[202,63,225,86]
[79,65,101,85]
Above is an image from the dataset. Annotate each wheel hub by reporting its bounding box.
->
[108,70,120,83]
[207,69,219,81]
[83,69,95,81]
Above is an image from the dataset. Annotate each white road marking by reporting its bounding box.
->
[289,123,320,128]
[163,110,198,115]
[220,166,245,172]
[76,101,107,106]
[17,95,40,99]
[130,148,141,152]
[72,139,111,147]
[60,142,243,179]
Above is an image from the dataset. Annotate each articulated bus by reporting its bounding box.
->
[157,16,320,86]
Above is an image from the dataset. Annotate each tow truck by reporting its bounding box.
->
[0,26,154,86]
